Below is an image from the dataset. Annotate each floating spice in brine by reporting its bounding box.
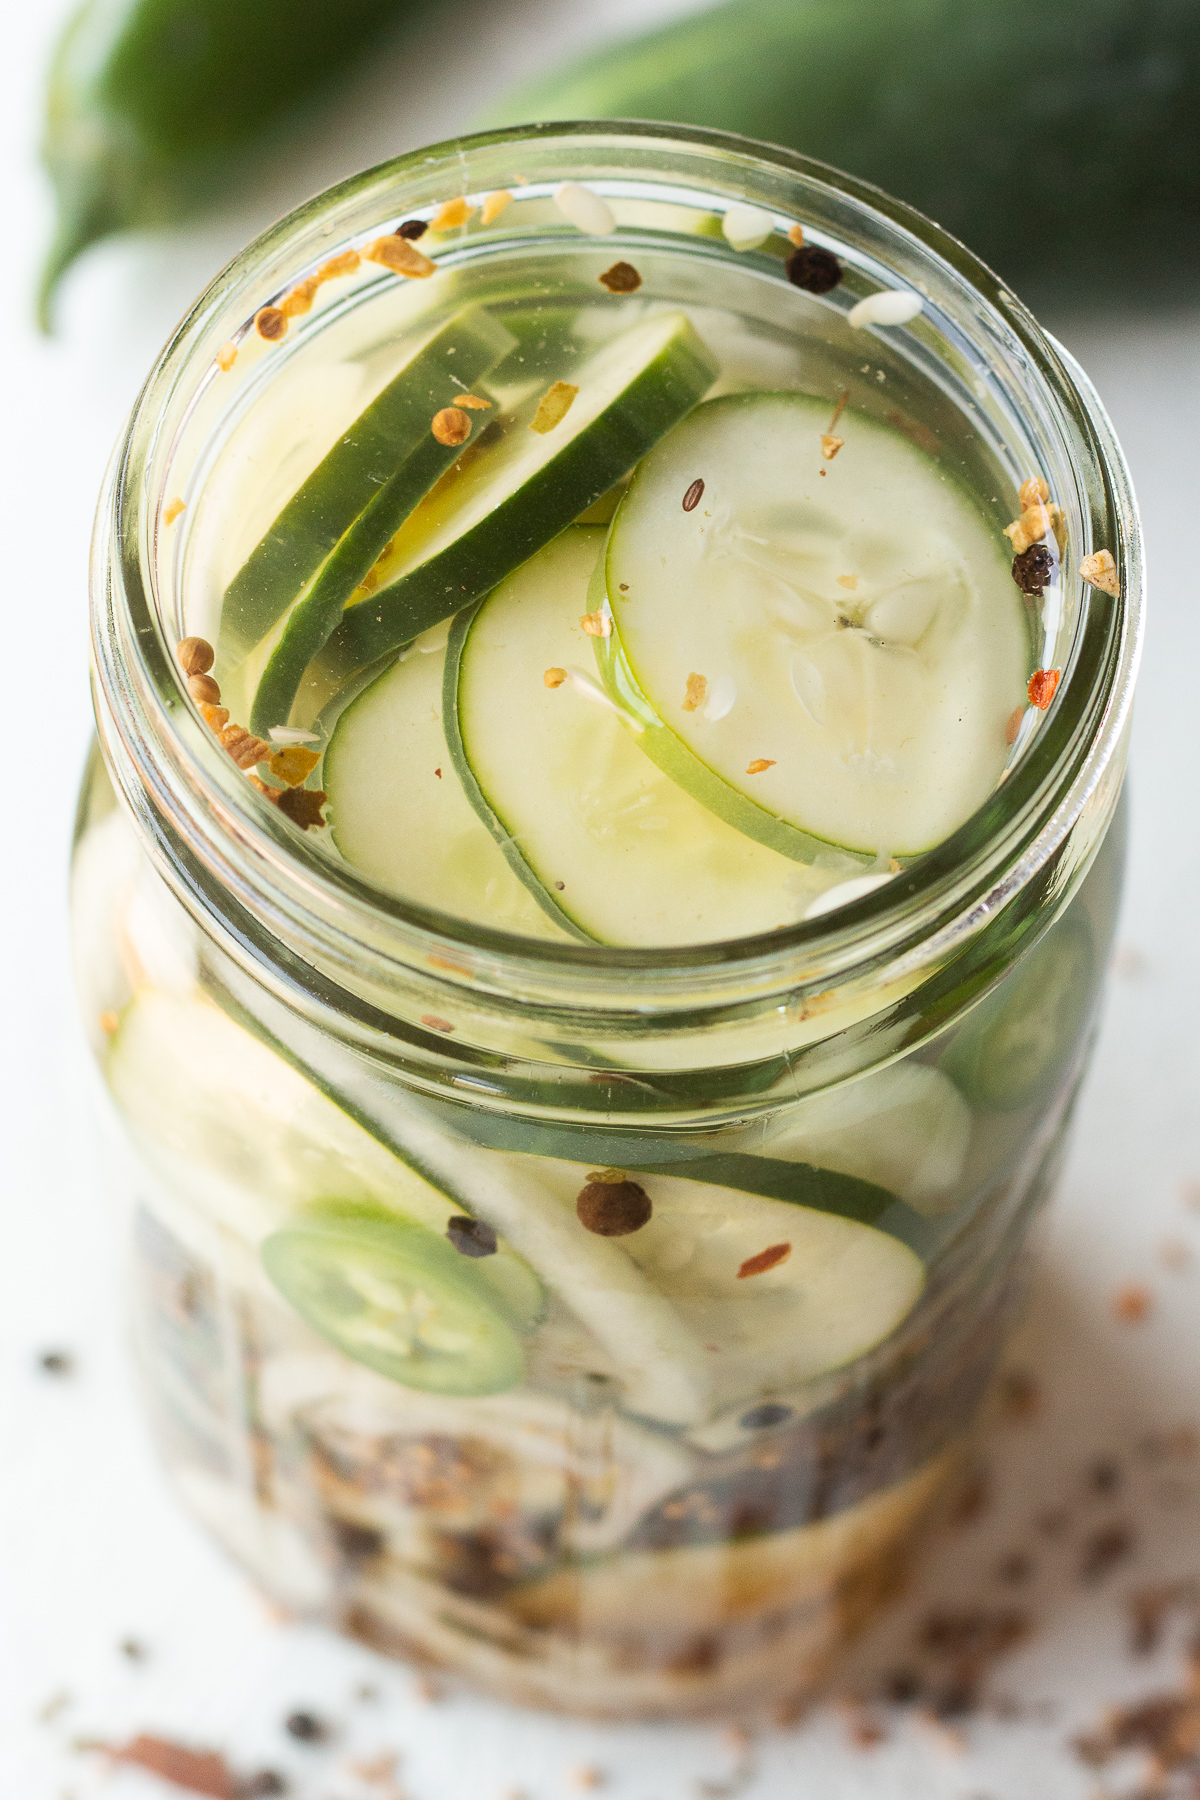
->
[176,637,214,677]
[432,407,472,447]
[682,477,705,511]
[1012,543,1053,595]
[576,1172,653,1236]
[255,306,286,341]
[364,235,436,279]
[430,196,474,231]
[395,218,428,240]
[738,1243,792,1279]
[682,672,708,711]
[276,786,327,830]
[786,243,842,293]
[447,1216,498,1257]
[1080,549,1120,595]
[544,667,567,688]
[531,381,579,434]
[1027,668,1060,710]
[481,190,513,225]
[599,261,642,294]
[746,758,776,773]
[821,433,844,460]
[163,497,186,525]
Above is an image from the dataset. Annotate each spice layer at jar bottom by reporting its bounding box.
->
[77,136,1137,1719]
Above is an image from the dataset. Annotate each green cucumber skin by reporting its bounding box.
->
[484,0,1200,301]
[318,323,720,680]
[597,615,867,870]
[250,435,461,738]
[221,308,516,668]
[442,605,597,944]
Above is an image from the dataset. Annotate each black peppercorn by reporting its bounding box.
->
[283,1711,328,1744]
[576,1173,653,1236]
[738,1402,795,1431]
[446,1215,498,1258]
[1011,542,1053,595]
[786,243,842,293]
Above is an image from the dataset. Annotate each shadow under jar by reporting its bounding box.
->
[73,122,1141,1721]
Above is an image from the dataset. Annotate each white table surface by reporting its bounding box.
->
[3,4,1200,1796]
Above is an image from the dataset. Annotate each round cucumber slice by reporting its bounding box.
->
[941,907,1095,1112]
[603,392,1029,858]
[529,1161,924,1407]
[107,988,545,1331]
[319,309,719,675]
[262,1205,525,1396]
[220,306,517,668]
[446,527,834,946]
[324,629,570,942]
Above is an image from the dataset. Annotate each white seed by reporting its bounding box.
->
[847,290,924,329]
[554,182,616,236]
[267,725,319,745]
[722,204,774,250]
[803,873,895,919]
[701,674,737,722]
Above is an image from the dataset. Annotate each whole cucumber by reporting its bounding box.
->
[486,0,1200,302]
[39,0,419,330]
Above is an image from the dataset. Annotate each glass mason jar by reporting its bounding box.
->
[73,122,1140,1721]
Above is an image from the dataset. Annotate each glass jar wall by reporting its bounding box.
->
[74,123,1141,1720]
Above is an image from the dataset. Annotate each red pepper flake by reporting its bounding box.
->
[1027,667,1060,709]
[1114,1282,1152,1323]
[737,1242,791,1279]
[421,1013,455,1033]
[1004,705,1024,745]
[682,478,705,511]
[255,307,286,342]
[786,243,842,293]
[102,1735,236,1798]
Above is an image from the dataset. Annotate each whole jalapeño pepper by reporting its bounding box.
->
[39,0,417,330]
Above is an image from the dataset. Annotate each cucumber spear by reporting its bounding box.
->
[485,0,1200,302]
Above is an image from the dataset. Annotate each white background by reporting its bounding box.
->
[3,2,1200,1796]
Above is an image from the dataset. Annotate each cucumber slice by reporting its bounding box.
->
[220,307,517,668]
[445,527,825,946]
[603,392,1029,858]
[324,629,571,941]
[107,988,544,1333]
[318,310,718,675]
[756,1061,973,1219]
[530,1162,924,1407]
[941,907,1095,1112]
[263,1204,524,1397]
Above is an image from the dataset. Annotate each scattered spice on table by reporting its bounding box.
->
[283,1710,329,1744]
[1114,1281,1153,1323]
[1078,1520,1135,1582]
[96,1734,238,1798]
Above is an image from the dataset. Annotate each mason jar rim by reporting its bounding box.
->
[90,118,1142,1023]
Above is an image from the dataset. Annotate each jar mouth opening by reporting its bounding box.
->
[94,119,1142,999]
